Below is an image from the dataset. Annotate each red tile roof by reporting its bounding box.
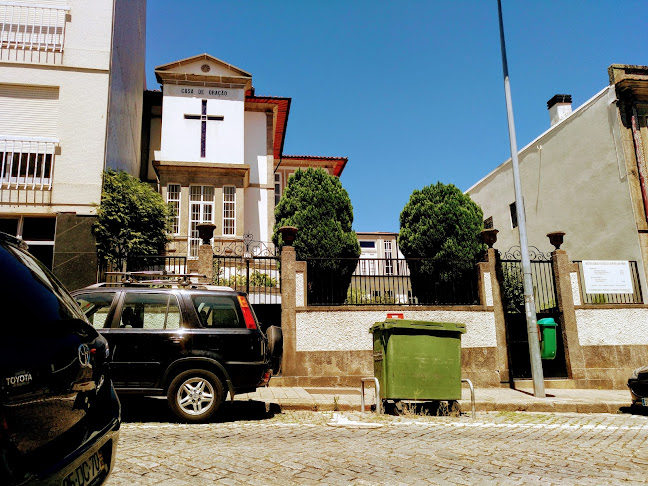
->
[280,155,348,177]
[245,95,291,160]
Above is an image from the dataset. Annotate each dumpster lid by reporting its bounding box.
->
[370,319,466,334]
[537,317,557,327]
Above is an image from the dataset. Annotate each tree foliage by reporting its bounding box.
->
[273,168,360,302]
[93,169,169,268]
[399,182,484,301]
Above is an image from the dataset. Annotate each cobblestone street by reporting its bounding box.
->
[106,399,648,485]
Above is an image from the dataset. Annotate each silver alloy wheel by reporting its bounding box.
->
[176,376,215,416]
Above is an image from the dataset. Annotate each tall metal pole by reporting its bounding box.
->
[497,0,545,397]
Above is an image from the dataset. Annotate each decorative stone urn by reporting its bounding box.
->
[196,223,216,245]
[279,226,298,246]
[480,228,499,249]
[547,231,565,250]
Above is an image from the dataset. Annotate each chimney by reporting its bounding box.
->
[547,94,572,126]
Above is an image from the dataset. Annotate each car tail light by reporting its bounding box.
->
[237,296,257,330]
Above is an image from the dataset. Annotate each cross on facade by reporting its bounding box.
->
[184,99,224,157]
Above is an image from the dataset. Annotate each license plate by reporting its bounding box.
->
[643,398,648,407]
[61,450,106,486]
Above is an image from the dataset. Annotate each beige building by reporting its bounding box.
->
[0,0,146,289]
[143,54,347,261]
[468,64,648,299]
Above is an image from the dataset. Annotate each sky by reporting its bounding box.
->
[146,0,647,234]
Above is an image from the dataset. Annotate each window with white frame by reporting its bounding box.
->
[167,184,180,235]
[189,186,214,258]
[222,186,236,236]
[1,139,56,189]
[0,3,70,56]
[274,172,282,206]
[384,240,394,275]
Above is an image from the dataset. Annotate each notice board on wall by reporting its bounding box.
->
[582,260,633,294]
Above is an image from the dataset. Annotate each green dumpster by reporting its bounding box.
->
[537,317,557,360]
[369,319,466,401]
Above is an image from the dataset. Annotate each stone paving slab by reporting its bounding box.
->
[235,386,633,414]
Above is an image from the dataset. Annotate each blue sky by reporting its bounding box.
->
[146,1,647,234]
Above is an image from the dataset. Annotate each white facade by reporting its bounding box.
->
[0,0,146,286]
[148,54,348,258]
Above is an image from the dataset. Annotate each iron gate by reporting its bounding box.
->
[497,246,567,379]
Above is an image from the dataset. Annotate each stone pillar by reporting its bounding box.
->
[551,248,586,381]
[486,247,510,384]
[280,245,297,376]
[197,244,213,284]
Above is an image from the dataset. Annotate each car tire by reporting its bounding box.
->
[167,369,224,423]
[266,325,283,374]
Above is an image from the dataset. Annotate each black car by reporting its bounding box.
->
[0,232,120,486]
[628,365,648,407]
[71,284,282,422]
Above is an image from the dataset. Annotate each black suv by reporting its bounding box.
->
[0,232,120,486]
[71,283,282,422]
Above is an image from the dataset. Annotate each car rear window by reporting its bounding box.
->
[192,295,241,328]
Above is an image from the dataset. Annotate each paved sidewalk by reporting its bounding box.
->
[236,385,634,414]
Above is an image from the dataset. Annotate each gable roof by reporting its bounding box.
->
[155,53,252,89]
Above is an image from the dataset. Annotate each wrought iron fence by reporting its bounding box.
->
[213,255,280,305]
[98,255,187,283]
[574,260,643,304]
[306,257,479,306]
[498,260,558,313]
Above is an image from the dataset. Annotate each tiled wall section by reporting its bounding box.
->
[578,345,648,389]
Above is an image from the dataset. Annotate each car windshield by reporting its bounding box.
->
[0,240,85,326]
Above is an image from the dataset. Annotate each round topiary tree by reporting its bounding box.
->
[273,168,360,304]
[398,182,484,303]
[93,169,170,271]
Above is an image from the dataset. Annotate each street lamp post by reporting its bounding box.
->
[497,0,545,398]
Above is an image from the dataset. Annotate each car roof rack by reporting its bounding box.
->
[96,271,229,289]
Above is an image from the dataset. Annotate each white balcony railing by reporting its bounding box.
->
[0,2,70,55]
[0,136,57,190]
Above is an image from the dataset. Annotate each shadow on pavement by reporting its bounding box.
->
[118,395,282,424]
[619,405,648,417]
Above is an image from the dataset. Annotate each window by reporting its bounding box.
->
[192,295,241,328]
[0,4,70,56]
[384,240,393,275]
[189,186,214,258]
[118,293,180,330]
[1,140,56,189]
[75,293,115,329]
[484,216,493,229]
[274,172,282,206]
[167,184,181,234]
[0,216,56,269]
[509,202,518,229]
[223,185,236,236]
[359,241,375,249]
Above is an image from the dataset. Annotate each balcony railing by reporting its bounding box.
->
[0,136,57,190]
[0,2,69,57]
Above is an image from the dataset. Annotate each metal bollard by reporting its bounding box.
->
[360,377,381,414]
[461,378,475,419]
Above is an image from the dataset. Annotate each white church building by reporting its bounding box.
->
[143,54,348,261]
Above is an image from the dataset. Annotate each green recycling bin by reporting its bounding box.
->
[369,319,466,401]
[537,317,557,360]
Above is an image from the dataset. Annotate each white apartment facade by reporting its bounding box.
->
[0,0,146,289]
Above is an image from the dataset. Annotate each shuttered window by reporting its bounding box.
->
[0,84,59,137]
